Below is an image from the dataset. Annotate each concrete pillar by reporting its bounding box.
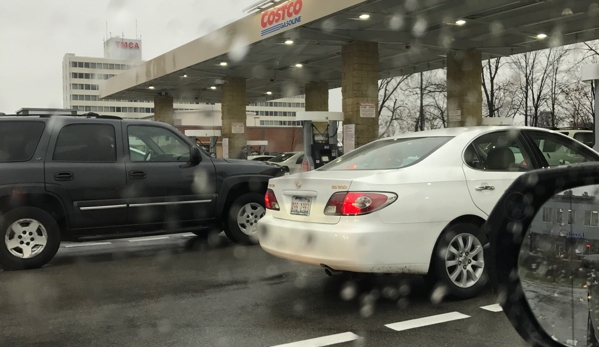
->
[221,76,247,159]
[342,41,379,148]
[154,94,174,125]
[305,81,329,111]
[446,49,483,127]
[305,81,329,135]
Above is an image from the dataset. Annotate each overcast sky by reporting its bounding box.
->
[0,0,343,113]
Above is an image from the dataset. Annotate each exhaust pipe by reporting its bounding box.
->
[321,264,343,277]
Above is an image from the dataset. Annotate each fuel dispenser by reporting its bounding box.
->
[582,63,599,150]
[184,130,221,158]
[246,140,268,156]
[296,112,344,171]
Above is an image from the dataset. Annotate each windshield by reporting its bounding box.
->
[268,152,296,163]
[319,137,452,171]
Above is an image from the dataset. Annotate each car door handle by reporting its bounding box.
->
[475,185,495,191]
[54,172,74,181]
[129,171,147,179]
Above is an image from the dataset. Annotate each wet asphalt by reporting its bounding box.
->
[0,233,533,347]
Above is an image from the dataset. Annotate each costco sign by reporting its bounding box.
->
[260,0,303,37]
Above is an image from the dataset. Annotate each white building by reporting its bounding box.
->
[62,36,306,124]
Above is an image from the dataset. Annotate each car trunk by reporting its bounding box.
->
[268,171,375,224]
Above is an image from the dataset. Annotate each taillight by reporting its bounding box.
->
[324,192,397,216]
[265,189,280,210]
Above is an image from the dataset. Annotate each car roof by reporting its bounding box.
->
[384,126,555,140]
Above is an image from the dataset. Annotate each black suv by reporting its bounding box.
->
[0,113,285,270]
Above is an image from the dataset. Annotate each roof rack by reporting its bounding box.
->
[3,112,122,120]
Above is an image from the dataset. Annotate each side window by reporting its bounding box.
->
[0,121,45,163]
[527,131,597,167]
[128,125,190,162]
[53,124,116,162]
[296,154,304,165]
[464,131,532,171]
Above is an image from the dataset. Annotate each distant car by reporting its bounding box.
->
[558,129,594,147]
[267,152,304,174]
[248,155,274,162]
[258,126,599,299]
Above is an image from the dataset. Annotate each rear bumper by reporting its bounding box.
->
[257,214,446,274]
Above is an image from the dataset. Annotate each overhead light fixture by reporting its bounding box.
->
[148,86,155,90]
[210,86,217,90]
[285,39,294,45]
[182,74,188,78]
[536,33,547,39]
[455,19,466,26]
[266,91,273,95]
[243,0,279,14]
[220,62,228,66]
[359,14,370,20]
[295,63,303,68]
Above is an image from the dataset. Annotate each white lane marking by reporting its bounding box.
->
[271,332,359,347]
[178,233,196,238]
[64,242,112,248]
[128,236,170,242]
[385,312,470,332]
[481,304,503,312]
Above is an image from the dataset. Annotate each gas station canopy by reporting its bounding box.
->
[100,0,599,103]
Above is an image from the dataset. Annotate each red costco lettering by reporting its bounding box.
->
[260,0,303,29]
[115,41,140,49]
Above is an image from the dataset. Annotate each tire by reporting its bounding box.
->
[0,207,61,270]
[224,192,266,245]
[430,223,487,299]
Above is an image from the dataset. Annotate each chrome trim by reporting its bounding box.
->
[79,204,127,211]
[282,190,318,197]
[129,200,212,207]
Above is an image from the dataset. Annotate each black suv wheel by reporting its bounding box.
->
[0,207,61,270]
[224,193,266,245]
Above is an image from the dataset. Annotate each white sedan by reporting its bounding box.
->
[258,126,599,298]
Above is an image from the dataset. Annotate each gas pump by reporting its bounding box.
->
[184,130,221,158]
[247,140,268,156]
[296,112,344,171]
[582,63,599,150]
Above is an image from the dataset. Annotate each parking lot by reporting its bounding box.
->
[0,234,528,347]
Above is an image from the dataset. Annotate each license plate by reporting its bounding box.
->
[290,196,312,216]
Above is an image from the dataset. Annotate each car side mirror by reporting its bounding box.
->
[191,146,202,165]
[485,164,599,347]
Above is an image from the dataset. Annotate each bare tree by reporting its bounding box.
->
[546,47,571,127]
[378,75,411,137]
[510,51,555,127]
[482,57,503,117]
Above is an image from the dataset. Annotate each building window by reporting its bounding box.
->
[71,62,77,68]
[542,208,552,222]
[585,211,599,226]
[90,63,96,69]
[568,210,575,224]
[556,208,564,224]
[84,62,90,68]
[77,62,84,68]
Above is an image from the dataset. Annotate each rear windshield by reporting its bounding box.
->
[0,121,45,162]
[268,152,296,163]
[319,136,453,171]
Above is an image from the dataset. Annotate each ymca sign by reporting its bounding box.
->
[115,41,140,49]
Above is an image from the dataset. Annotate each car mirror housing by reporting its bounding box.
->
[191,146,202,165]
[485,163,599,347]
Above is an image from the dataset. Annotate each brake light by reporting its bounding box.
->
[324,192,397,216]
[265,189,280,210]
